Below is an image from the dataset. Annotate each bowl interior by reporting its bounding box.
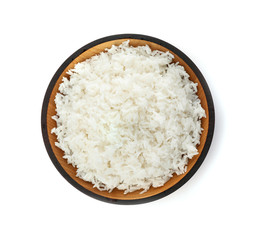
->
[46,39,209,200]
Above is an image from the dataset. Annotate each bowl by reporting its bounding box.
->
[41,34,215,204]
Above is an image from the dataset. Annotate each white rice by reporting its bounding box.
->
[51,41,206,194]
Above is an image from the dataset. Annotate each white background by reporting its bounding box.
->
[1,0,257,239]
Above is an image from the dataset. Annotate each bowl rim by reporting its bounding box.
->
[41,33,215,205]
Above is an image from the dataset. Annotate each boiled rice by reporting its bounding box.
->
[51,41,206,194]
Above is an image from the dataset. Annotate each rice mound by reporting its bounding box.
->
[52,41,206,194]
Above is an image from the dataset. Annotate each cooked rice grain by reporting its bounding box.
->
[52,41,206,194]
